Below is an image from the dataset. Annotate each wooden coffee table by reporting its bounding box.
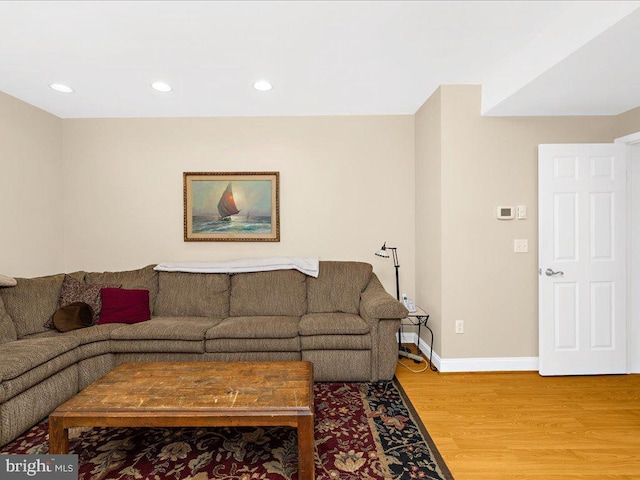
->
[49,361,315,480]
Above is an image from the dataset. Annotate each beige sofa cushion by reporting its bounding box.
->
[206,316,301,354]
[206,316,300,339]
[155,272,229,317]
[0,297,17,344]
[111,316,221,341]
[86,265,158,310]
[110,317,221,354]
[307,261,372,314]
[0,336,80,403]
[0,336,80,383]
[18,326,118,363]
[299,313,370,336]
[0,274,64,337]
[24,323,123,346]
[230,270,306,317]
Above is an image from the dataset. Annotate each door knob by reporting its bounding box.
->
[545,268,564,276]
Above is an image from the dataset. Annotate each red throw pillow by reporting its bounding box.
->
[98,288,151,324]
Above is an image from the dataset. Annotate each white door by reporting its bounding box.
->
[538,144,627,376]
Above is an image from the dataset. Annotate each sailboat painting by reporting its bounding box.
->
[184,172,280,242]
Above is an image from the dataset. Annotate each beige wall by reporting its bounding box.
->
[414,88,443,353]
[615,105,640,139]
[0,91,64,277]
[61,116,416,296]
[417,85,625,359]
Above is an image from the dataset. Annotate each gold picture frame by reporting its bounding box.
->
[184,172,280,242]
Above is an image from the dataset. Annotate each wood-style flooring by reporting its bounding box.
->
[395,352,640,480]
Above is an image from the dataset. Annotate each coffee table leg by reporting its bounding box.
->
[49,415,69,454]
[297,414,315,480]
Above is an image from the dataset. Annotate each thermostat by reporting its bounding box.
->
[496,206,514,220]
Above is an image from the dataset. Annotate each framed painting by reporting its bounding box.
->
[184,172,280,242]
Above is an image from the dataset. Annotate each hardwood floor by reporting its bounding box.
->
[395,353,640,480]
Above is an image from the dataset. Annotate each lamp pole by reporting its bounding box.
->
[387,247,400,300]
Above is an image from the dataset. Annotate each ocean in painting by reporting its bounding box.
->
[192,215,272,234]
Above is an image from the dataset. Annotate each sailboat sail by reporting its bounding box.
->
[217,182,240,218]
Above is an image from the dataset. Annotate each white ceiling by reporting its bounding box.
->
[0,1,639,119]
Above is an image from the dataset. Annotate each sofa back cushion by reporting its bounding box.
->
[230,270,306,317]
[0,274,64,337]
[307,261,373,314]
[155,272,230,317]
[0,296,18,344]
[85,265,158,311]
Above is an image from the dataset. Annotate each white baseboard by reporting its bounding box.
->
[437,356,539,372]
[398,332,539,373]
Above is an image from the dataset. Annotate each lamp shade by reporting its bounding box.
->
[375,242,389,258]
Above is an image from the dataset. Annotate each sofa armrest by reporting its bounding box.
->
[360,274,408,320]
[359,273,407,381]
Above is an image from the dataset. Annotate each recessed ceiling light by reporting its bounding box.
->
[253,80,272,92]
[151,81,172,92]
[49,83,74,93]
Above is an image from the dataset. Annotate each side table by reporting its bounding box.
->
[401,306,436,371]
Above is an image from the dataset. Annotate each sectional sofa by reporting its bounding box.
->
[0,261,407,446]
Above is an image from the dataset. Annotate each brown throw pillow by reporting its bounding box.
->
[45,274,120,329]
[52,302,95,332]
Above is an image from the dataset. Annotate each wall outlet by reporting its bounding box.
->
[455,320,464,334]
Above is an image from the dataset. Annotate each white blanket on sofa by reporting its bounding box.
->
[154,257,320,278]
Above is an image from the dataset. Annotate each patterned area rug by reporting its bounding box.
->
[1,381,453,480]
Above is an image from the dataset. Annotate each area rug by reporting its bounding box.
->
[1,381,453,480]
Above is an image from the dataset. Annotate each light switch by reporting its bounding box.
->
[514,239,528,253]
[517,205,527,220]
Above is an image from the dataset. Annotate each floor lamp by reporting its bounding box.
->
[374,242,400,300]
[375,243,423,363]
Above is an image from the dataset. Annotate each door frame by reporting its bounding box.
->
[614,131,640,373]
